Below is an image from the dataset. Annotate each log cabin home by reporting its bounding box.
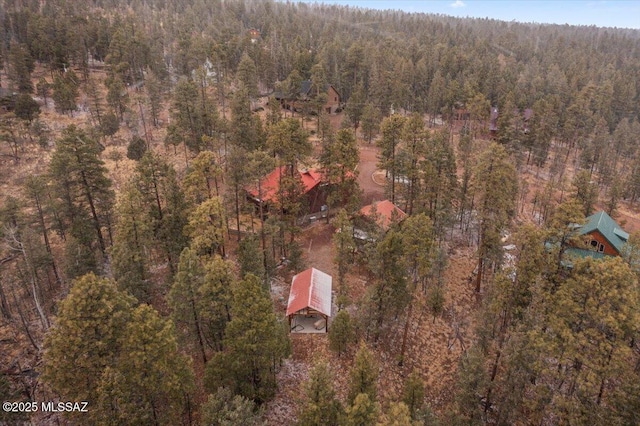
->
[245,165,328,217]
[567,210,629,259]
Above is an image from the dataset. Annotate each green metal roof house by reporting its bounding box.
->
[566,211,629,259]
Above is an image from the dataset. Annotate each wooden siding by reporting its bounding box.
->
[584,230,620,256]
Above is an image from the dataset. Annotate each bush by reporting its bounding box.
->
[100,112,120,137]
[14,94,40,122]
[126,136,147,161]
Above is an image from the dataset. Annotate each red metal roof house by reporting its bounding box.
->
[245,165,328,215]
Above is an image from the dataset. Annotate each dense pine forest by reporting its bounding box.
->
[1,0,640,424]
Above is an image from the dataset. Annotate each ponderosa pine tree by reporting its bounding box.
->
[360,104,381,144]
[473,142,518,293]
[571,169,598,217]
[48,125,114,275]
[297,361,343,426]
[204,273,290,403]
[169,247,209,364]
[420,129,458,235]
[201,387,265,426]
[169,248,234,359]
[230,84,265,152]
[329,309,354,355]
[397,213,435,365]
[333,209,356,304]
[200,255,234,351]
[377,115,405,204]
[237,53,259,100]
[52,70,79,115]
[22,175,61,286]
[110,182,152,302]
[545,198,586,270]
[370,227,408,341]
[42,274,135,405]
[170,77,209,154]
[267,117,311,171]
[185,196,226,257]
[96,304,194,426]
[344,393,379,426]
[535,257,639,424]
[244,149,276,265]
[398,113,427,215]
[322,129,360,213]
[134,152,188,275]
[145,71,163,127]
[345,82,366,136]
[238,234,266,283]
[85,75,106,128]
[184,151,223,204]
[348,342,379,405]
[13,93,40,122]
[7,42,34,93]
[378,402,413,426]
[401,370,426,421]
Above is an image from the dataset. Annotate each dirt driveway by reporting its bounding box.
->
[357,141,386,205]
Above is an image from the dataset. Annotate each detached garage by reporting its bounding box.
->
[286,268,332,333]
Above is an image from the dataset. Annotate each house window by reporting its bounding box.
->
[590,240,598,248]
[598,243,605,253]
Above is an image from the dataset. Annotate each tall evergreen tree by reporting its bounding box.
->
[48,125,114,275]
[201,387,265,426]
[344,393,380,426]
[110,183,152,302]
[571,169,598,216]
[348,342,379,405]
[42,273,135,405]
[205,274,290,403]
[297,361,343,426]
[134,152,188,275]
[402,371,426,421]
[473,143,518,293]
[185,197,226,257]
[333,209,356,303]
[96,304,194,426]
[52,70,79,115]
[230,85,265,152]
[322,129,360,213]
[377,115,406,204]
[329,310,354,355]
[169,247,209,364]
[7,42,35,93]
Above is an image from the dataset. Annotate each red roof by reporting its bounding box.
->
[286,268,332,317]
[359,200,406,230]
[246,165,323,203]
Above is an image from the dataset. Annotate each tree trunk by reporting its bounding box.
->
[475,255,483,294]
[0,277,12,320]
[79,169,107,256]
[190,294,208,365]
[235,183,241,243]
[34,192,61,285]
[11,286,39,351]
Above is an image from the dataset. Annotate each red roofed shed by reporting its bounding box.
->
[286,268,332,333]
